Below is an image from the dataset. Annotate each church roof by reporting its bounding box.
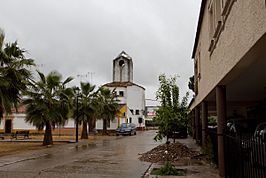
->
[115,51,132,60]
[103,81,145,90]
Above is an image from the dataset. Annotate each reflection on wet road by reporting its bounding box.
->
[0,130,161,178]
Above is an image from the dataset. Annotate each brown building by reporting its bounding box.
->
[190,0,266,177]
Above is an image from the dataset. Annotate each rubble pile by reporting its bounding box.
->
[139,142,206,163]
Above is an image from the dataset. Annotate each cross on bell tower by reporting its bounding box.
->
[113,51,133,82]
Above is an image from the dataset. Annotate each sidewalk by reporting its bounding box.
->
[144,137,219,178]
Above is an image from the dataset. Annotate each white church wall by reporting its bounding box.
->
[115,87,127,104]
[103,86,127,104]
[96,117,120,130]
[127,85,145,127]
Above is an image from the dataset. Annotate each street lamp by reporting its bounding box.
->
[74,86,80,143]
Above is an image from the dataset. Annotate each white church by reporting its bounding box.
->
[96,51,146,130]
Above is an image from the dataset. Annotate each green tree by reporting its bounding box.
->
[97,87,119,135]
[0,31,35,119]
[24,71,73,145]
[188,75,194,93]
[77,82,97,139]
[0,29,4,48]
[154,74,189,141]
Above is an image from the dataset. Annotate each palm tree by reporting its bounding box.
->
[0,31,35,119]
[77,82,97,139]
[97,87,120,135]
[24,71,73,145]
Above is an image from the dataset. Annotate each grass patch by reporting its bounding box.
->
[151,161,186,176]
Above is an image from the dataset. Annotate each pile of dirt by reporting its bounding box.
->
[139,142,207,163]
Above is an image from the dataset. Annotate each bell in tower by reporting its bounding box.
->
[113,51,133,82]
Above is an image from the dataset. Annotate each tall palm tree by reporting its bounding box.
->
[0,31,35,119]
[97,87,119,135]
[77,82,97,139]
[24,71,73,145]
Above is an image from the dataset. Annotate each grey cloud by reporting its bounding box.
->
[0,0,201,101]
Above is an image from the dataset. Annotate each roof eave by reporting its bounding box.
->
[191,0,207,59]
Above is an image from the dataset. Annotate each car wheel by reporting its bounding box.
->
[134,131,136,135]
[129,131,132,136]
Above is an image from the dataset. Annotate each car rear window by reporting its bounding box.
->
[121,123,130,128]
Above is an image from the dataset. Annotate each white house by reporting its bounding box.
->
[0,105,76,134]
[0,105,36,133]
[96,51,146,130]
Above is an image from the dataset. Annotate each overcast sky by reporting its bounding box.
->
[0,0,201,105]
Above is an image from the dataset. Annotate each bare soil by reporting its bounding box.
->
[139,142,208,165]
[0,142,45,157]
[0,135,71,157]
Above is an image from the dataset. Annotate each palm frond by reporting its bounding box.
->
[63,76,73,85]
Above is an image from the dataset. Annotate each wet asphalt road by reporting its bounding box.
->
[0,130,162,178]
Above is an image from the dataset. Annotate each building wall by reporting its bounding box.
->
[0,120,4,130]
[127,85,145,127]
[63,118,75,128]
[13,114,35,130]
[0,113,77,132]
[0,114,36,131]
[115,87,127,104]
[192,0,266,109]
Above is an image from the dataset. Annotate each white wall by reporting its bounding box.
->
[96,117,125,130]
[1,114,77,131]
[13,113,36,130]
[107,86,127,104]
[115,87,127,104]
[0,120,4,130]
[127,85,145,127]
[63,118,75,128]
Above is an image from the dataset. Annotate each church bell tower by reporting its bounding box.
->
[113,51,133,82]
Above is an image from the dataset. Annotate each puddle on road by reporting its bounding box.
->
[75,159,109,164]
[74,143,97,151]
[102,140,110,146]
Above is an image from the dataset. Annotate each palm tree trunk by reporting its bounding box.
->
[102,118,107,135]
[88,118,94,133]
[81,121,88,139]
[43,121,53,146]
[89,118,97,133]
[92,118,96,131]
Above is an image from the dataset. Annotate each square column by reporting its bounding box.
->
[195,106,201,144]
[216,85,226,178]
[201,101,208,148]
[191,110,196,139]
